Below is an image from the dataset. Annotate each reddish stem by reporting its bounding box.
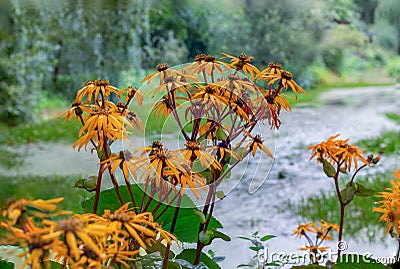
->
[93,164,104,214]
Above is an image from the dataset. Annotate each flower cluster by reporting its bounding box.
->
[308,134,373,171]
[0,198,176,269]
[374,170,400,236]
[56,53,305,266]
[293,220,339,257]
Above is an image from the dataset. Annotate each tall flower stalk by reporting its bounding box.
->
[309,134,380,257]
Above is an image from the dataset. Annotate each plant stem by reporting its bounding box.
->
[333,161,346,258]
[162,194,182,269]
[93,164,104,214]
[123,173,138,213]
[108,170,124,206]
[194,180,218,264]
[338,204,345,258]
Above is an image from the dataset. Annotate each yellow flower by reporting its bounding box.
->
[59,101,91,122]
[192,84,229,107]
[292,222,318,238]
[180,140,222,170]
[258,89,291,129]
[319,219,339,232]
[120,86,144,105]
[2,197,67,225]
[134,143,189,186]
[243,134,274,158]
[373,170,400,236]
[308,134,370,171]
[103,203,177,249]
[141,63,193,87]
[152,96,174,119]
[258,62,283,77]
[47,218,107,262]
[75,80,119,103]
[1,218,63,269]
[185,54,229,78]
[221,53,260,80]
[260,70,305,98]
[299,245,330,253]
[101,150,139,179]
[73,107,131,151]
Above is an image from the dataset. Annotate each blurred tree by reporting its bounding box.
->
[374,0,400,54]
[353,0,378,24]
[238,0,326,76]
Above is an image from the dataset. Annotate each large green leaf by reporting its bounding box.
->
[0,260,14,269]
[81,185,222,243]
[175,249,221,269]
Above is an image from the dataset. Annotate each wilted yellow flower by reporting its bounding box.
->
[221,53,260,80]
[243,134,273,158]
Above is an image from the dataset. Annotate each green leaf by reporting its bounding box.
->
[216,191,225,200]
[321,158,336,178]
[193,209,206,224]
[216,126,228,140]
[81,185,222,243]
[167,261,182,269]
[175,249,221,269]
[96,145,110,161]
[336,254,385,269]
[249,246,260,251]
[355,182,375,197]
[0,260,14,269]
[199,230,214,245]
[237,236,252,241]
[260,235,276,241]
[212,230,231,241]
[74,175,97,192]
[237,264,252,268]
[340,184,356,205]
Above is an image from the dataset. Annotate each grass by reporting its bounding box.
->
[0,175,90,213]
[283,172,393,243]
[0,118,81,145]
[0,147,23,168]
[357,113,400,156]
[386,112,400,125]
[358,130,400,155]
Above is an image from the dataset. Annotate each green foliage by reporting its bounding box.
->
[375,0,400,54]
[386,113,400,125]
[0,260,14,269]
[81,185,223,243]
[357,130,400,155]
[176,249,222,269]
[0,118,80,145]
[0,147,23,169]
[0,175,88,213]
[385,57,400,81]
